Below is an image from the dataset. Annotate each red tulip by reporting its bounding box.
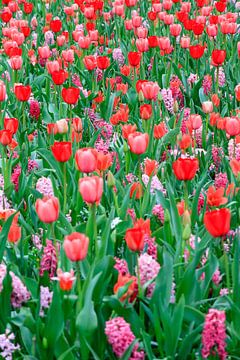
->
[128,132,149,154]
[130,182,143,199]
[51,142,72,162]
[96,56,110,70]
[64,232,89,261]
[50,19,62,32]
[154,123,167,139]
[206,186,227,207]
[4,118,19,134]
[0,82,6,101]
[173,157,199,180]
[125,227,145,252]
[8,224,21,243]
[140,104,152,120]
[35,196,59,223]
[211,49,226,66]
[0,130,12,146]
[62,87,80,104]
[14,84,31,101]
[114,273,138,302]
[204,208,231,237]
[189,44,205,59]
[128,52,141,67]
[52,70,68,85]
[79,176,103,204]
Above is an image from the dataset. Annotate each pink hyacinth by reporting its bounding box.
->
[0,330,20,360]
[40,240,57,278]
[201,309,227,360]
[144,235,157,259]
[0,264,30,308]
[137,253,160,297]
[40,286,53,316]
[202,74,212,95]
[214,172,228,189]
[105,317,145,359]
[228,139,240,161]
[152,204,165,223]
[36,177,54,197]
[161,88,174,113]
[114,257,129,275]
[29,99,40,120]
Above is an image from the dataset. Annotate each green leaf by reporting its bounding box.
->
[45,285,64,348]
[0,212,16,262]
[120,339,138,360]
[0,271,12,332]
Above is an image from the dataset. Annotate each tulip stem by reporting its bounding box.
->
[222,238,230,291]
[63,162,67,214]
[76,261,82,314]
[183,181,189,211]
[136,253,144,327]
[51,222,58,257]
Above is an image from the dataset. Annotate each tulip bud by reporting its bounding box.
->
[123,140,129,153]
[107,171,115,188]
[173,100,179,114]
[164,209,170,223]
[182,210,191,227]
[138,90,144,102]
[183,224,191,240]
[42,338,48,349]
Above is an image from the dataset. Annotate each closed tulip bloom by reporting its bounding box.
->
[128,52,141,67]
[55,119,68,134]
[128,132,149,154]
[9,56,23,70]
[230,158,240,177]
[50,19,62,32]
[140,104,152,120]
[207,24,218,37]
[225,117,240,136]
[75,148,97,173]
[46,60,60,75]
[52,70,68,85]
[173,157,199,180]
[125,227,145,252]
[8,224,21,243]
[72,117,82,132]
[62,87,80,104]
[83,55,97,70]
[170,23,182,36]
[189,44,205,59]
[38,46,51,59]
[158,37,171,50]
[14,84,31,101]
[204,208,231,237]
[235,84,240,101]
[0,82,6,102]
[141,81,160,100]
[114,273,138,302]
[78,176,103,204]
[4,118,19,134]
[189,114,202,130]
[154,123,167,139]
[96,151,112,172]
[36,196,60,223]
[211,49,226,66]
[64,232,89,261]
[180,36,190,48]
[97,56,110,70]
[0,130,12,146]
[202,101,213,114]
[51,142,72,162]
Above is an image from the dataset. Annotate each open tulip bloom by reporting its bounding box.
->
[0,0,240,358]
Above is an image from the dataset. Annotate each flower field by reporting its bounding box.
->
[0,0,240,358]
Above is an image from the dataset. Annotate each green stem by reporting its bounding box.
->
[183,181,189,211]
[63,162,67,214]
[51,222,58,257]
[222,238,230,291]
[76,261,82,314]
